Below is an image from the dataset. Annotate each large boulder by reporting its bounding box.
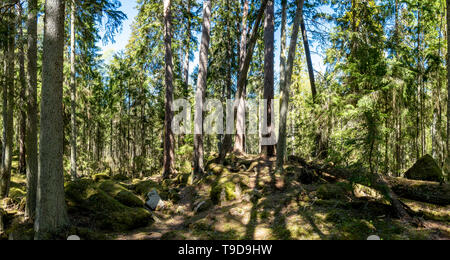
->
[405,155,443,182]
[98,180,144,208]
[65,179,152,232]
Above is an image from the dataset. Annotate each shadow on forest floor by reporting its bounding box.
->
[1,154,449,240]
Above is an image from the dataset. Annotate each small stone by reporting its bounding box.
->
[146,190,166,211]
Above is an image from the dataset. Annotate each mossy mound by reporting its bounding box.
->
[210,178,239,205]
[65,179,152,232]
[130,180,163,197]
[316,183,352,200]
[93,173,111,182]
[6,219,34,240]
[98,180,144,208]
[112,174,130,182]
[405,155,444,182]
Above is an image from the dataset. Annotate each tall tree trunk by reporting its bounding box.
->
[276,0,304,170]
[183,0,191,90]
[280,0,287,109]
[194,0,212,176]
[219,0,269,162]
[35,0,69,239]
[0,1,15,199]
[163,0,175,179]
[447,0,450,181]
[70,0,78,180]
[262,0,275,156]
[18,3,27,175]
[234,0,249,154]
[25,0,38,220]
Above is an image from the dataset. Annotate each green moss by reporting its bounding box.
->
[132,180,162,196]
[98,180,143,208]
[6,219,34,240]
[93,173,111,182]
[161,230,187,240]
[9,187,26,204]
[65,179,152,232]
[112,174,130,182]
[211,179,237,204]
[179,161,192,175]
[176,173,193,186]
[405,154,444,182]
[317,183,351,200]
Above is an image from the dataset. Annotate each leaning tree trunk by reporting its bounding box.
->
[1,1,15,199]
[300,7,326,159]
[25,0,38,220]
[163,0,175,179]
[276,0,304,170]
[35,0,70,239]
[70,0,78,180]
[262,0,275,156]
[193,0,212,176]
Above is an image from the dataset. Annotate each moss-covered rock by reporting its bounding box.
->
[112,174,130,182]
[65,179,152,232]
[131,180,163,197]
[98,180,143,208]
[6,219,34,240]
[210,179,238,205]
[405,155,444,182]
[93,173,111,182]
[317,183,351,200]
[176,173,193,187]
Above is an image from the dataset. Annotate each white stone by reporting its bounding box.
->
[146,190,165,210]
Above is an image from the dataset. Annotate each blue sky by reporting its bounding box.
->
[99,0,326,77]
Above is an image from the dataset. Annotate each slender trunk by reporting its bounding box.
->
[163,0,175,179]
[35,0,69,239]
[183,0,191,90]
[70,0,78,180]
[0,1,15,198]
[18,4,27,175]
[194,0,212,176]
[262,0,275,156]
[25,0,38,220]
[219,0,269,161]
[447,0,450,181]
[276,0,304,170]
[279,0,287,108]
[234,0,249,154]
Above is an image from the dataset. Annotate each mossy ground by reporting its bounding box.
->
[2,155,449,240]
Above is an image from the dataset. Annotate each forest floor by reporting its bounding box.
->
[1,155,449,240]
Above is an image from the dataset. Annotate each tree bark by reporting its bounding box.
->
[0,0,15,199]
[234,0,249,154]
[35,0,69,239]
[262,0,275,156]
[219,0,269,162]
[183,0,191,90]
[194,0,212,176]
[447,0,450,182]
[70,0,78,180]
[25,0,38,220]
[18,3,27,176]
[276,0,304,170]
[163,0,175,179]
